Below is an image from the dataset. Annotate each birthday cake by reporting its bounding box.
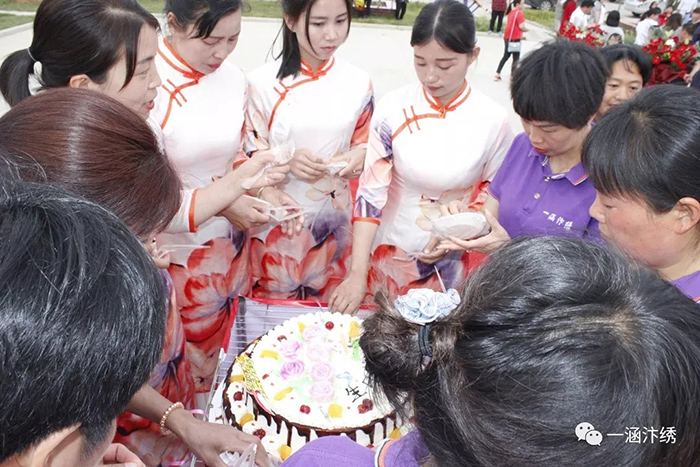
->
[223,312,398,461]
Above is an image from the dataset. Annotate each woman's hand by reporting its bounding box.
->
[170,411,269,467]
[260,187,305,236]
[331,147,366,179]
[438,200,470,216]
[412,200,474,264]
[219,195,270,230]
[236,150,290,190]
[438,210,510,255]
[413,236,448,265]
[142,237,171,270]
[99,443,145,467]
[290,148,327,182]
[329,272,367,315]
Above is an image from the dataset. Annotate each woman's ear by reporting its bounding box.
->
[468,47,481,65]
[283,13,296,33]
[68,74,94,90]
[166,12,180,34]
[674,197,700,235]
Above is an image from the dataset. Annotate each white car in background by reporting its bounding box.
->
[624,0,666,16]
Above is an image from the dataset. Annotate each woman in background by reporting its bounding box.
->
[559,0,577,35]
[601,10,625,43]
[597,45,651,118]
[495,0,527,81]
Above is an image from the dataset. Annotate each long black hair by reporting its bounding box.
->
[276,0,352,79]
[0,0,159,107]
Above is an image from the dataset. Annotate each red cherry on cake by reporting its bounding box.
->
[300,405,311,414]
[262,374,269,380]
[325,321,334,330]
[253,429,266,439]
[358,399,373,413]
[233,391,243,401]
[277,335,287,341]
[367,444,374,449]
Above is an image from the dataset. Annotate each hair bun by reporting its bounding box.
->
[360,291,462,413]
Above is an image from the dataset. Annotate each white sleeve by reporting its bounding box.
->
[165,188,196,233]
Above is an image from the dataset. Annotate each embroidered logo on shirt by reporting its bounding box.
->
[543,211,573,231]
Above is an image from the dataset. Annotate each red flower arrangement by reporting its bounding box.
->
[561,23,606,48]
[642,37,697,85]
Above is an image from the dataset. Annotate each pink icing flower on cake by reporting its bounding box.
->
[302,324,325,342]
[310,362,334,381]
[280,340,302,359]
[280,360,305,381]
[310,381,335,403]
[307,342,331,362]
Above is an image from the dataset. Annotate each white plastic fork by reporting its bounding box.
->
[156,244,210,258]
[241,141,295,190]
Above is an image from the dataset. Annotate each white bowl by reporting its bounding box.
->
[432,212,490,240]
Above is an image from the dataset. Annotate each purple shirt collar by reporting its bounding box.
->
[527,148,589,186]
[672,270,700,302]
[375,431,429,467]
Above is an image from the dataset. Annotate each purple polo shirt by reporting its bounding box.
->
[672,270,700,303]
[488,133,600,241]
[282,431,429,467]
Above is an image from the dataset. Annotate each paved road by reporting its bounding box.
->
[0,16,554,130]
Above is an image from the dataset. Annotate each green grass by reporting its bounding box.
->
[0,1,39,12]
[0,13,32,29]
[0,0,490,29]
[523,9,555,29]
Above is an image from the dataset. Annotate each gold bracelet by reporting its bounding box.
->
[159,401,184,435]
[256,186,269,198]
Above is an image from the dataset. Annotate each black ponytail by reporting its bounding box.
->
[277,20,303,79]
[506,0,521,15]
[0,49,35,107]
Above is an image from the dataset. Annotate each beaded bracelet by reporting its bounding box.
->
[159,401,184,435]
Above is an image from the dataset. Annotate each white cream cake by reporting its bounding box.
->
[223,311,399,461]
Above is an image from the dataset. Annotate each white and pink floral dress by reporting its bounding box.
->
[245,57,373,301]
[152,38,250,394]
[354,82,513,301]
